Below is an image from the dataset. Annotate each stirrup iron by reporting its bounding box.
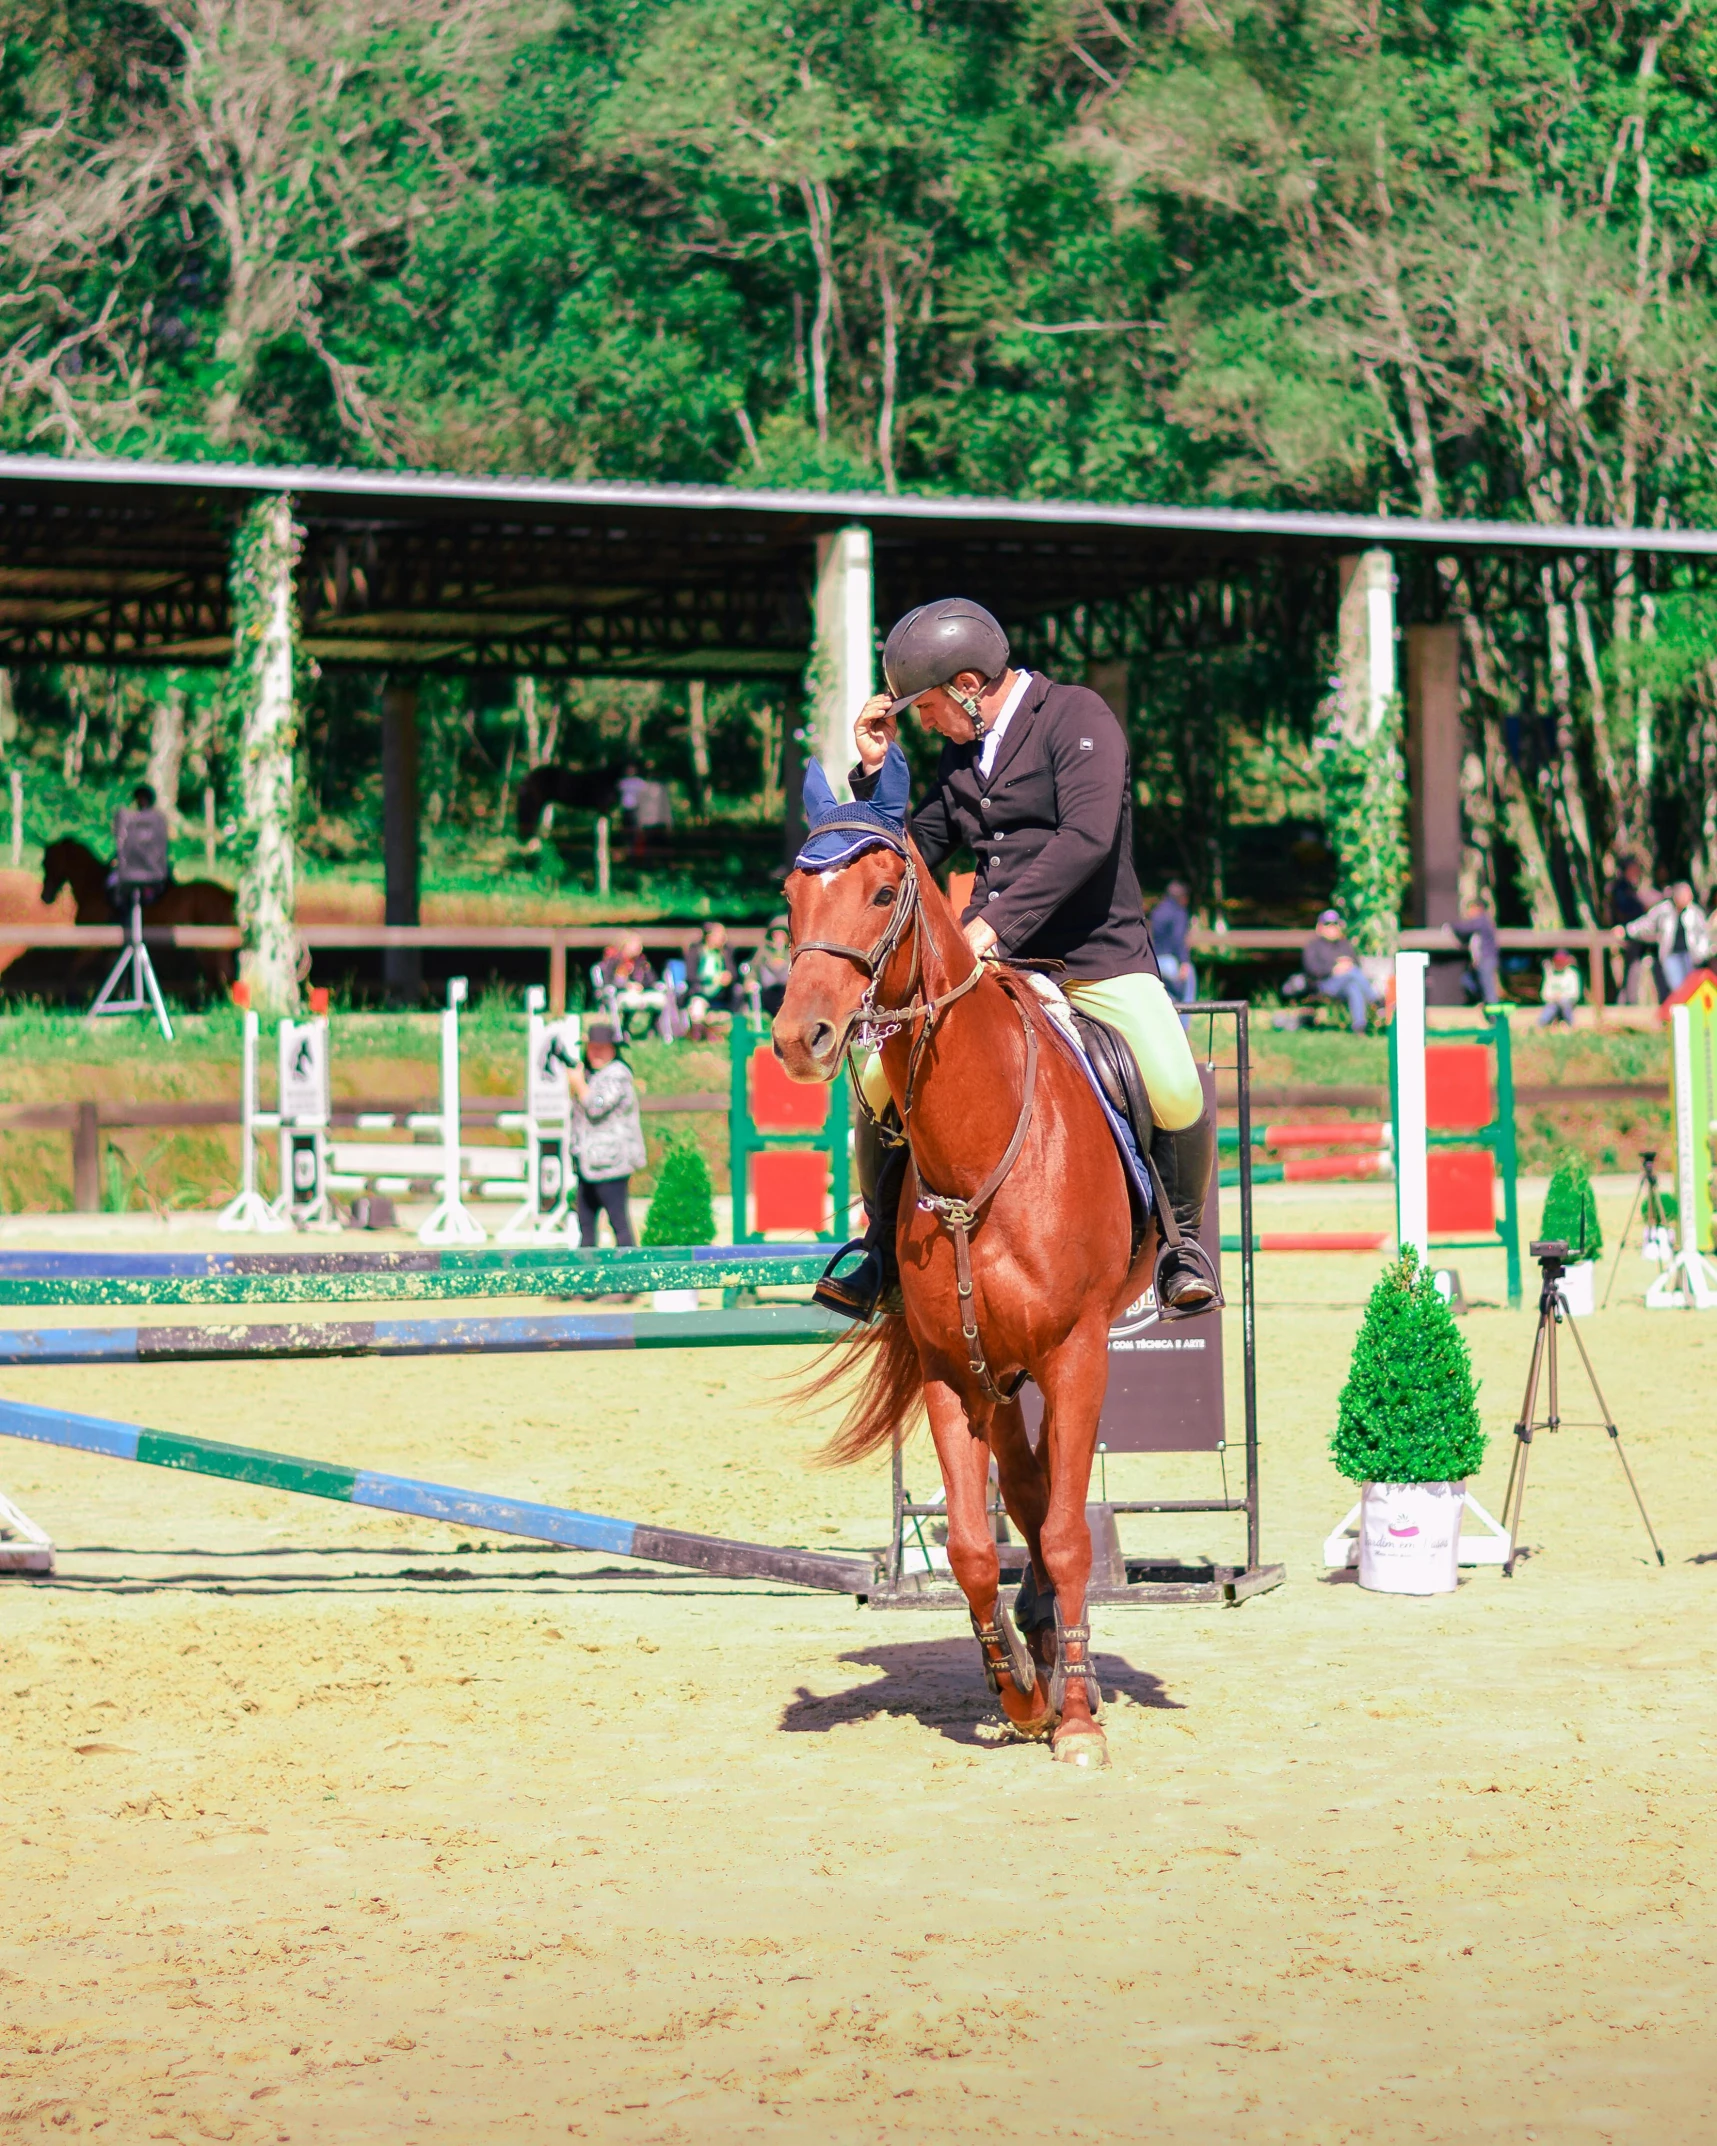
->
[812,1239,886,1325]
[1153,1235,1225,1319]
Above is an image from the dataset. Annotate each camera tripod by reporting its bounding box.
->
[88,889,173,1042]
[1500,1240,1664,1577]
[1602,1148,1675,1309]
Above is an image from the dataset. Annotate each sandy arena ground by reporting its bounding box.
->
[1,1184,1715,2142]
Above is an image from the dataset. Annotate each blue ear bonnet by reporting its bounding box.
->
[793,743,911,871]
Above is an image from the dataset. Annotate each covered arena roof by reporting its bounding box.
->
[0,451,1710,677]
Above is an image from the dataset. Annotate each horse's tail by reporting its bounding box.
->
[798,1311,924,1469]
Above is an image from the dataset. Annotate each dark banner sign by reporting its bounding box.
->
[1020,1066,1225,1454]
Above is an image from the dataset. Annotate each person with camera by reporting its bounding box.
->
[109,783,171,910]
[567,1017,646,1247]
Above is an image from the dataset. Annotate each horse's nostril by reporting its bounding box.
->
[807,1020,836,1060]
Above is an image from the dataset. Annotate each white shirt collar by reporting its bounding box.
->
[977,671,1033,779]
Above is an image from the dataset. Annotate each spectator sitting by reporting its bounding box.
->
[1622,879,1710,999]
[1301,909,1382,1033]
[1149,878,1197,1009]
[109,782,172,910]
[1450,895,1501,1005]
[742,917,793,1019]
[567,1018,646,1247]
[1538,948,1582,1027]
[688,920,735,1038]
[600,931,657,995]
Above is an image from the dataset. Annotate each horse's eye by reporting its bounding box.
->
[872,886,897,907]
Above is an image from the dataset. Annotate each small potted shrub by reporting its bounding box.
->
[643,1140,717,1309]
[1332,1248,1486,1594]
[1540,1154,1602,1315]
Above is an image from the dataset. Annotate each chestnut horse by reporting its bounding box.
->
[42,838,238,994]
[774,834,1154,1768]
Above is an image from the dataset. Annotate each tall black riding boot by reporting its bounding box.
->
[813,1112,909,1325]
[1147,1108,1224,1317]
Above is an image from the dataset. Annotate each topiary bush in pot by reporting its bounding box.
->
[1539,1153,1602,1311]
[642,1139,717,1250]
[1332,1247,1485,1593]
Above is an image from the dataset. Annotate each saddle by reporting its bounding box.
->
[1071,1013,1152,1162]
[1069,1011,1154,1262]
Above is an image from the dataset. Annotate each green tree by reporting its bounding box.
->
[1540,1154,1603,1263]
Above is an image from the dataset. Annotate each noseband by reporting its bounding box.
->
[789,822,1039,1404]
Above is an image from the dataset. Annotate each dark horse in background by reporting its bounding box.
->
[515,763,623,842]
[32,838,237,1002]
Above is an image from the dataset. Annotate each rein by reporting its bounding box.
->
[791,820,1039,1403]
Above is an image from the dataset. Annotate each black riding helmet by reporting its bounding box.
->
[882,598,1010,720]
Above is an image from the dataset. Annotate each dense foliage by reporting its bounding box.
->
[1540,1152,1603,1262]
[5,0,1717,925]
[1331,1248,1486,1485]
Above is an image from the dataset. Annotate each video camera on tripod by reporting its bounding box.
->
[1499,1236,1663,1575]
[89,784,174,1040]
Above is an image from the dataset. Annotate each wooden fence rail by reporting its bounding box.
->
[0,922,774,1015]
[0,919,1626,1012]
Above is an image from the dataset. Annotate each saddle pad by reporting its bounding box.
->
[1015,972,1154,1223]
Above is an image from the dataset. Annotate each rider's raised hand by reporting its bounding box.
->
[853,692,897,774]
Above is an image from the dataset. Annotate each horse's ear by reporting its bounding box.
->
[801,757,840,823]
[873,741,910,826]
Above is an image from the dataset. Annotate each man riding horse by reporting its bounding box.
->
[814,596,1219,1325]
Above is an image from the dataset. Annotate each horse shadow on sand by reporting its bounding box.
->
[779,1638,1183,1747]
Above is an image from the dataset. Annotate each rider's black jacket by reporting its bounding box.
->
[850,672,1157,982]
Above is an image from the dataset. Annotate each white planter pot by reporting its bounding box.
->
[1358,1480,1464,1595]
[1555,1260,1595,1317]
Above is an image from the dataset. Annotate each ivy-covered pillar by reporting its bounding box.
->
[1319,552,1405,961]
[227,493,302,1016]
[808,526,874,795]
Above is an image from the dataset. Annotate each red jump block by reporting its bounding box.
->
[751,1148,831,1234]
[1429,1149,1495,1234]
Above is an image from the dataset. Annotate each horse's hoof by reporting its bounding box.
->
[1003,1700,1059,1744]
[1051,1722,1110,1769]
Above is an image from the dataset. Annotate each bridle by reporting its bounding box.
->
[789,820,1038,1403]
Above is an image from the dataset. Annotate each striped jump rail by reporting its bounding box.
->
[1220,1232,1390,1253]
[0,1303,847,1366]
[0,1243,824,1279]
[0,1248,831,1309]
[0,1396,876,1594]
[1219,1154,1393,1189]
[1217,1122,1391,1152]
